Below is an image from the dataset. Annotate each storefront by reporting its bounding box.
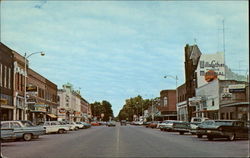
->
[28,104,48,125]
[220,102,249,121]
[0,96,14,121]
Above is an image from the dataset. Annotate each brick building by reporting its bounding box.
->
[0,43,14,121]
[154,90,177,121]
[12,50,26,120]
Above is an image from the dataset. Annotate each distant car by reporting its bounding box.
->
[91,122,100,126]
[0,128,16,141]
[196,120,249,141]
[120,120,127,126]
[1,120,45,141]
[77,122,91,129]
[107,121,116,127]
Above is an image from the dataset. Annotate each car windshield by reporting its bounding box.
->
[21,121,34,127]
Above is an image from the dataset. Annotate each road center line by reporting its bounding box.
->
[116,125,120,155]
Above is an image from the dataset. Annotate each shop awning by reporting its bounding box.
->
[47,114,57,118]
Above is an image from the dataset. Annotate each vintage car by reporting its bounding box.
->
[38,121,70,134]
[196,120,249,141]
[172,121,190,135]
[120,120,127,126]
[189,117,209,135]
[107,121,116,127]
[91,122,100,126]
[77,122,91,129]
[149,121,160,128]
[1,120,45,141]
[0,128,16,141]
[160,120,181,131]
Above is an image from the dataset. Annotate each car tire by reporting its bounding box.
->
[58,129,65,134]
[197,134,202,138]
[23,133,32,141]
[207,136,213,141]
[75,127,79,130]
[179,132,184,135]
[228,133,235,141]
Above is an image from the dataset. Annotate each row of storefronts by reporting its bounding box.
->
[0,42,92,124]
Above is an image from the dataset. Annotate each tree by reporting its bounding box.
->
[90,100,114,121]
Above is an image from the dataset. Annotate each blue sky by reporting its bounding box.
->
[1,1,248,116]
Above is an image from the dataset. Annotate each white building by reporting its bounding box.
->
[57,83,82,122]
[190,79,220,119]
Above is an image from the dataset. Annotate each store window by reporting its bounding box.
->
[164,97,168,106]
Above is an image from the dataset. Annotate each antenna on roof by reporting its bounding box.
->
[222,19,226,79]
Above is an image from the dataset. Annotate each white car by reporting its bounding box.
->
[71,122,84,129]
[59,121,76,131]
[39,121,70,134]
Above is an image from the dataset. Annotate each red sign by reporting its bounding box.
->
[205,70,217,82]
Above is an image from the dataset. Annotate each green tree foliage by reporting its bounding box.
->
[117,95,158,121]
[90,100,114,121]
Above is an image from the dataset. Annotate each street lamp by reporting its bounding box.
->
[24,51,45,120]
[164,75,179,120]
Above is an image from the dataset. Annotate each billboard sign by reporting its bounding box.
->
[196,52,225,87]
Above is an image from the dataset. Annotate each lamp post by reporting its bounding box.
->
[164,75,178,120]
[24,51,45,120]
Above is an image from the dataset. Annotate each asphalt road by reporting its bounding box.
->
[1,124,249,158]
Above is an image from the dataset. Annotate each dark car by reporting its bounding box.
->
[172,122,190,135]
[120,120,127,126]
[196,120,249,141]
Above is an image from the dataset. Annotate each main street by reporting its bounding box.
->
[1,124,249,158]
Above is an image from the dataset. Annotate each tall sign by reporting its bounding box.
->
[196,52,225,87]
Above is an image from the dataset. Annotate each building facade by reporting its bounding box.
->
[156,90,177,120]
[57,83,88,122]
[176,83,188,121]
[0,43,14,121]
[13,50,26,120]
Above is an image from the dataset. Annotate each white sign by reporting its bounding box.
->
[228,84,245,89]
[196,52,225,88]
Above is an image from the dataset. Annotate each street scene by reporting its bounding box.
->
[1,123,249,158]
[0,1,249,158]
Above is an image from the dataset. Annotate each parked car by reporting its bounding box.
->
[160,120,181,131]
[107,121,116,127]
[0,128,16,141]
[69,121,84,129]
[77,122,91,129]
[59,121,77,131]
[172,121,190,135]
[149,121,159,128]
[1,120,45,141]
[38,121,70,134]
[120,120,127,126]
[196,120,249,141]
[91,122,100,126]
[157,120,176,129]
[189,117,209,135]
